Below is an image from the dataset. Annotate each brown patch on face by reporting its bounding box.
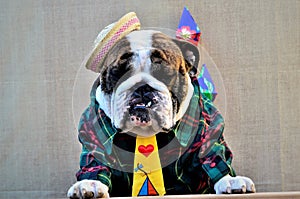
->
[151,32,191,113]
[151,33,188,74]
[101,37,133,94]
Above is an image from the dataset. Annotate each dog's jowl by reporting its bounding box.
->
[68,12,255,198]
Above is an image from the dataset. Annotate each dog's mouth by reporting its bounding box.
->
[128,84,159,127]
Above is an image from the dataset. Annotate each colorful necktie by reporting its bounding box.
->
[132,135,166,196]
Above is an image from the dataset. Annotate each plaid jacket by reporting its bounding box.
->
[75,77,235,196]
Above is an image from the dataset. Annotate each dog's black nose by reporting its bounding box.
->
[132,84,155,101]
[129,84,158,107]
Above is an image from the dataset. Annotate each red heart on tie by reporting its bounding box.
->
[138,144,154,157]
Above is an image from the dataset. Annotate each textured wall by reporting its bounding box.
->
[0,0,299,198]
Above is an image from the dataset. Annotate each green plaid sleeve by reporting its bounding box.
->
[98,170,112,190]
[201,142,236,184]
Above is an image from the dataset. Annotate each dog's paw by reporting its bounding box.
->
[214,174,256,194]
[67,180,109,198]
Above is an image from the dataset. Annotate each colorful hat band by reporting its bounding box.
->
[86,12,141,73]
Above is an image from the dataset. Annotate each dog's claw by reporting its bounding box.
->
[69,194,80,199]
[97,191,104,198]
[249,184,256,193]
[69,187,80,199]
[242,185,247,193]
[82,188,94,199]
[226,187,231,194]
[69,195,80,199]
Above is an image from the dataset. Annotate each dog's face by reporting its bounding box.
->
[96,30,199,137]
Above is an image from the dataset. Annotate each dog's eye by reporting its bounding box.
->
[118,52,133,65]
[110,67,120,75]
[151,50,167,64]
[151,57,162,64]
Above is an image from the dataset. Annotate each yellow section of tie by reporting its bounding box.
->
[132,135,166,196]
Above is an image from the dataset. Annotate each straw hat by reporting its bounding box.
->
[86,12,141,73]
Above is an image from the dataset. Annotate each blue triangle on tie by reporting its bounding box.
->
[138,177,148,196]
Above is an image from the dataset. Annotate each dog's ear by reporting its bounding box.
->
[172,39,200,77]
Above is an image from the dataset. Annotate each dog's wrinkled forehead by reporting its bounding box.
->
[126,30,157,51]
[101,30,184,72]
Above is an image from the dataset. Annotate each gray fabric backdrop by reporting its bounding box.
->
[0,0,299,198]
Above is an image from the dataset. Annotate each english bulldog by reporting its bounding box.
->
[68,27,255,198]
